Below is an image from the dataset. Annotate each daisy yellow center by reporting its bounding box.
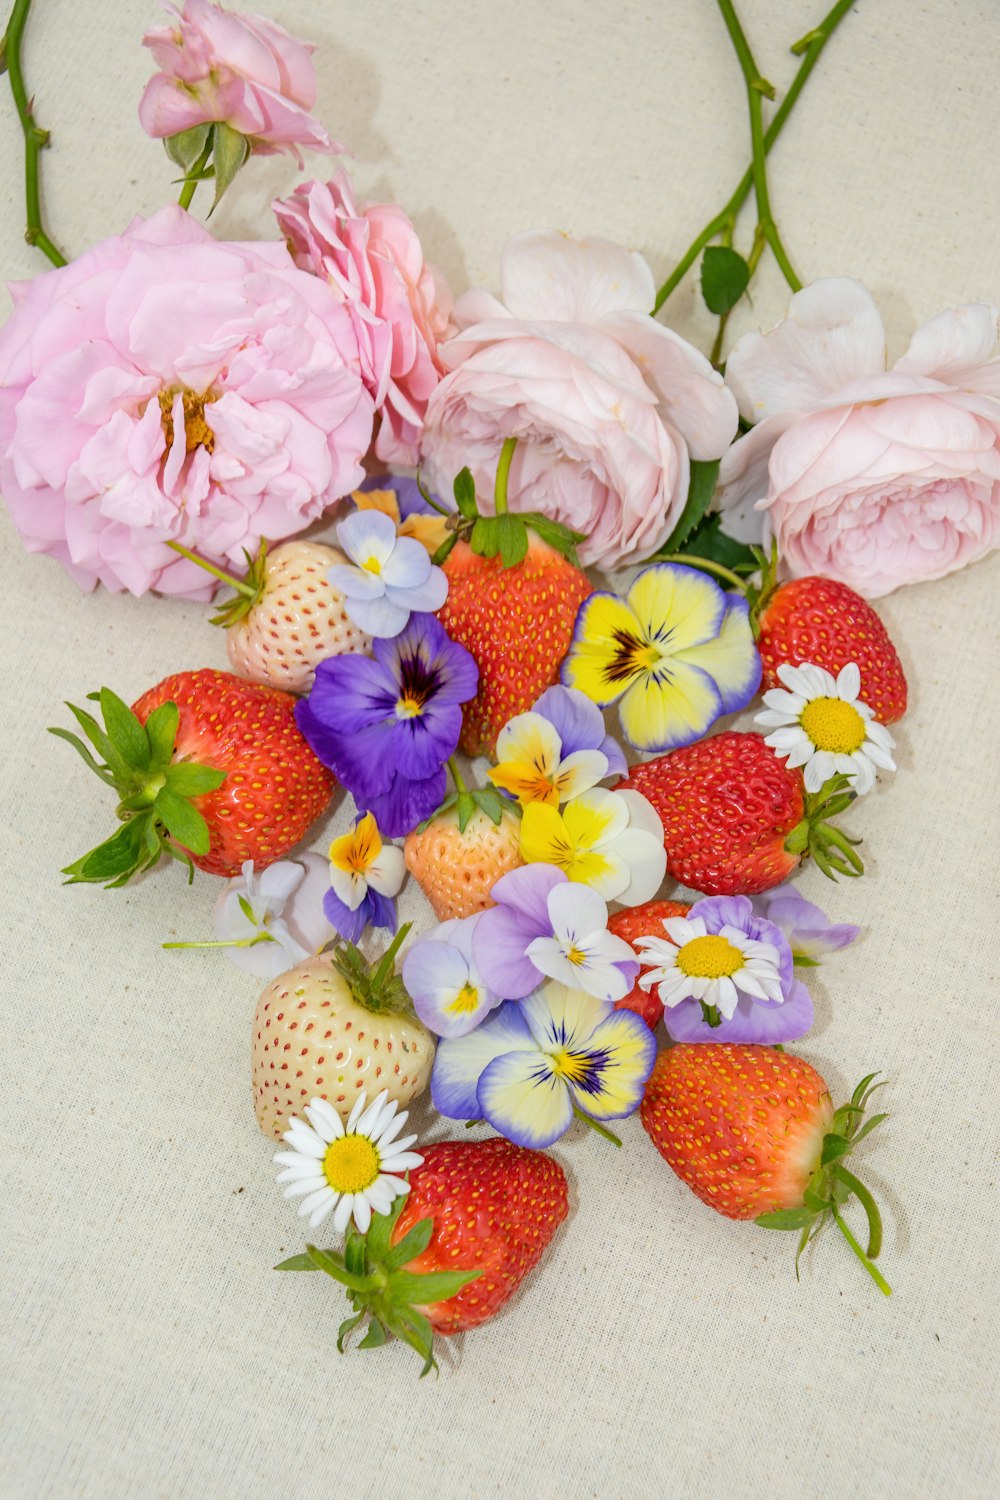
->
[448,982,481,1014]
[800,697,866,754]
[158,387,216,454]
[363,555,382,575]
[676,934,745,979]
[323,1135,381,1194]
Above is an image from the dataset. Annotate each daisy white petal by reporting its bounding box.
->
[333,1195,355,1234]
[836,662,861,700]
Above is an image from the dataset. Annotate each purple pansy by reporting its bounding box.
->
[471,863,638,1003]
[295,613,477,837]
[532,685,628,778]
[636,894,814,1045]
[752,884,861,962]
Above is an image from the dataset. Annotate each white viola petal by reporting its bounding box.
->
[366,843,406,897]
[326,562,386,602]
[554,748,611,801]
[616,788,665,842]
[343,592,412,638]
[386,567,449,615]
[379,534,432,590]
[337,508,399,569]
[545,879,609,941]
[588,929,644,968]
[255,860,304,910]
[612,830,667,907]
[328,863,367,912]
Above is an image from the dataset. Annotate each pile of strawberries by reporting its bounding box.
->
[52,502,907,1370]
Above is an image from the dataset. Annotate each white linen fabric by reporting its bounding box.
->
[1,2,998,1497]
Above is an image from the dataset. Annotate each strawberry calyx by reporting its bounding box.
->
[418,755,517,835]
[275,1194,481,1375]
[756,1072,891,1296]
[431,441,585,570]
[783,772,864,881]
[49,687,226,887]
[331,923,417,1016]
[166,537,267,628]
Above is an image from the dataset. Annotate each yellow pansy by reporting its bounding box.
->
[562,562,761,753]
[519,787,665,904]
[488,710,608,807]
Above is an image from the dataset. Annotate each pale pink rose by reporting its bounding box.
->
[274,171,454,466]
[718,278,1000,596]
[139,0,338,160]
[419,232,738,570]
[0,206,373,597]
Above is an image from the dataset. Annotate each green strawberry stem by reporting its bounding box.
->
[572,1107,622,1148]
[756,1071,891,1296]
[493,436,517,516]
[165,539,256,597]
[275,1196,482,1375]
[332,923,416,1016]
[447,755,468,796]
[785,772,864,881]
[49,688,226,888]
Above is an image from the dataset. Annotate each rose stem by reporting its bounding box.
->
[177,142,212,212]
[493,437,517,517]
[652,0,854,313]
[2,0,67,267]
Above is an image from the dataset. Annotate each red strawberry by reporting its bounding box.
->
[755,574,907,724]
[52,670,335,885]
[278,1138,568,1370]
[620,731,862,894]
[640,1044,891,1293]
[608,899,691,1028]
[434,456,592,757]
[439,537,592,757]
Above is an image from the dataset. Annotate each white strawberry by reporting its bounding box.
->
[220,539,371,695]
[251,930,436,1142]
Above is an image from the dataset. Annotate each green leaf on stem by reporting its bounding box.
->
[154,786,211,855]
[144,701,180,765]
[453,467,478,519]
[701,245,750,314]
[210,121,250,209]
[659,459,721,554]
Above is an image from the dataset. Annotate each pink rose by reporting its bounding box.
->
[718,279,1000,596]
[274,171,454,466]
[139,0,338,160]
[419,232,737,570]
[0,206,373,597]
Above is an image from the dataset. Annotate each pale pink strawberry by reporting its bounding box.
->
[223,540,370,695]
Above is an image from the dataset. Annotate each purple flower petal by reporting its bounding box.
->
[533,684,627,775]
[364,766,447,838]
[754,884,861,957]
[431,1002,535,1119]
[488,863,568,924]
[472,902,548,999]
[323,886,368,944]
[664,979,814,1045]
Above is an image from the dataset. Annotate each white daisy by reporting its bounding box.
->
[274,1090,423,1234]
[636,915,784,1020]
[754,661,896,795]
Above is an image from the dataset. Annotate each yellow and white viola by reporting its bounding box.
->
[488,709,610,808]
[519,786,665,905]
[325,811,406,943]
[562,561,761,752]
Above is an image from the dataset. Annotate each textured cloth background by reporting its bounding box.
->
[1,2,999,1497]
